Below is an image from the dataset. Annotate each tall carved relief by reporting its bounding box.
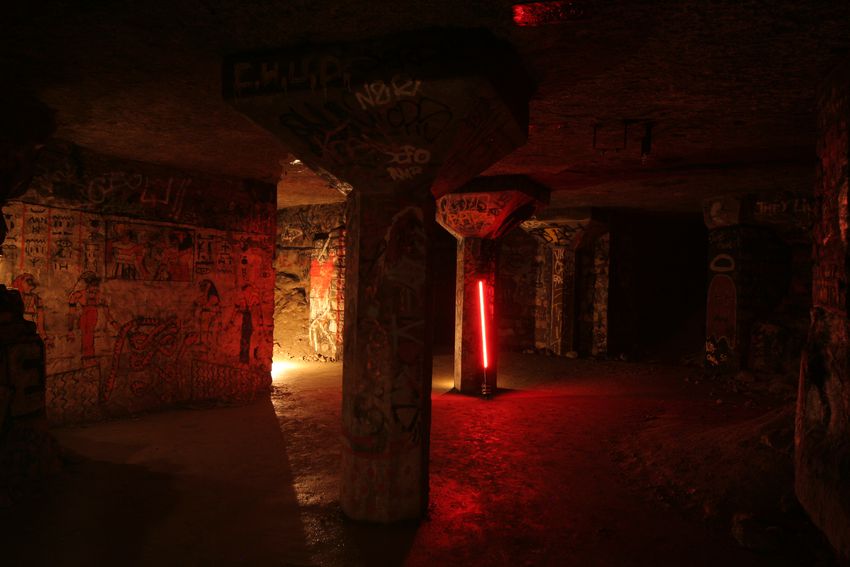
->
[1,143,276,425]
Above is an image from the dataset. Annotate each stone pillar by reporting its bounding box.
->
[521,226,579,355]
[521,213,605,356]
[703,196,788,374]
[224,30,532,521]
[454,237,498,394]
[591,233,610,358]
[339,190,435,521]
[796,59,850,560]
[548,246,576,356]
[436,180,547,394]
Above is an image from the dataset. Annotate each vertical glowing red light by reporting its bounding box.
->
[478,279,489,369]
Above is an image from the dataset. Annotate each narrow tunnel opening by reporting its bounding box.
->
[273,203,346,367]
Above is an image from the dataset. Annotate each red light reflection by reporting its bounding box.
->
[512,1,586,27]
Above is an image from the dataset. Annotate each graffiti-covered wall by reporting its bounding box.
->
[0,142,276,424]
[275,203,346,361]
[702,193,813,378]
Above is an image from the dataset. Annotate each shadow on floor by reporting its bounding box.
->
[341,516,419,566]
[0,397,313,566]
[0,458,178,567]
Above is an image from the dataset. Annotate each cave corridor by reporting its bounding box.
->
[1,2,850,566]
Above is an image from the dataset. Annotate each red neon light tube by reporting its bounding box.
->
[478,280,489,369]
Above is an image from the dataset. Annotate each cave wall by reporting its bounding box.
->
[796,59,850,560]
[0,142,275,425]
[275,203,346,361]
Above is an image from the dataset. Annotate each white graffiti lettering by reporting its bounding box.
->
[355,76,423,110]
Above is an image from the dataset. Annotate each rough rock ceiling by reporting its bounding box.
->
[3,1,849,210]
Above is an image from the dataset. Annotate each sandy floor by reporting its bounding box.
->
[0,354,832,566]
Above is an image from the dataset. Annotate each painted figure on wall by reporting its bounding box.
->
[12,273,45,336]
[193,279,222,347]
[153,229,194,281]
[67,271,116,366]
[108,223,147,279]
[83,240,100,273]
[231,283,263,364]
[237,237,269,282]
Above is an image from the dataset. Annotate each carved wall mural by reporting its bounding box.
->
[0,145,275,425]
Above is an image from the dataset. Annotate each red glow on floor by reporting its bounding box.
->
[512,1,586,26]
[478,280,489,369]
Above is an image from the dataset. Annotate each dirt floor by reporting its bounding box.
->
[0,354,837,566]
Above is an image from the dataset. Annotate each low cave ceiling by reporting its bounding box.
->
[4,1,849,211]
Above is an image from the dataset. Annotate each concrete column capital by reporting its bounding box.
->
[521,212,606,250]
[436,176,548,239]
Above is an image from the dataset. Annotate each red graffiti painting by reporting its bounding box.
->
[310,255,334,299]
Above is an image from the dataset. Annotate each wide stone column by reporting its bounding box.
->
[224,30,532,521]
[521,219,589,356]
[796,59,850,560]
[521,211,603,356]
[702,195,789,374]
[340,189,435,520]
[436,178,548,395]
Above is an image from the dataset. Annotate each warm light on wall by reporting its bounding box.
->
[271,359,298,382]
[478,279,489,369]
